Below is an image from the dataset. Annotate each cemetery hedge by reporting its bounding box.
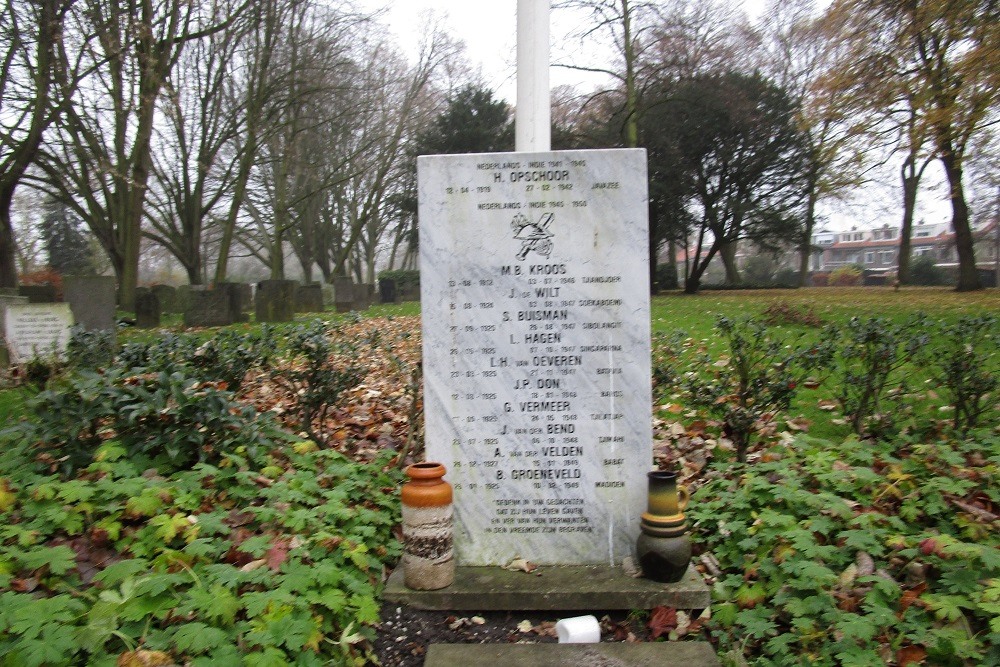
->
[0,287,996,665]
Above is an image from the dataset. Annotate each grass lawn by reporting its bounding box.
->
[650,286,999,335]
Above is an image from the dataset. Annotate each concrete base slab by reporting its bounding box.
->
[425,641,721,666]
[383,565,710,611]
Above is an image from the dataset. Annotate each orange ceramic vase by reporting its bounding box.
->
[401,462,454,590]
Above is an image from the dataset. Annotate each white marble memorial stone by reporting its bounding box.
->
[3,303,73,363]
[419,149,652,566]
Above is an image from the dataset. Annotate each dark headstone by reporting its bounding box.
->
[183,289,233,328]
[216,283,248,323]
[135,291,161,328]
[218,282,252,311]
[333,276,354,313]
[151,285,177,313]
[18,284,57,303]
[295,284,324,312]
[378,278,397,304]
[63,276,117,331]
[359,283,375,309]
[255,280,298,322]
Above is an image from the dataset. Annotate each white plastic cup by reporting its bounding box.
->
[555,615,601,644]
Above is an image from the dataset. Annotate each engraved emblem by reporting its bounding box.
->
[511,212,554,260]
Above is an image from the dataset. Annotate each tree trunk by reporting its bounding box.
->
[664,238,678,289]
[0,189,21,288]
[684,243,718,294]
[897,156,920,284]
[719,240,740,285]
[939,148,981,291]
[797,174,819,287]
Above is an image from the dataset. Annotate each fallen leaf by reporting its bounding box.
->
[265,537,291,570]
[505,558,538,573]
[897,645,927,666]
[517,619,533,633]
[116,650,174,667]
[786,417,811,432]
[647,606,677,640]
[240,558,267,572]
[817,399,838,411]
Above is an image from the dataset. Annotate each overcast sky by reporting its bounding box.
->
[360,0,953,231]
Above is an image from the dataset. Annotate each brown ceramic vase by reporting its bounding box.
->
[401,462,454,590]
[636,470,691,583]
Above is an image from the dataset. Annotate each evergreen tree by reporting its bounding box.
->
[415,84,513,155]
[40,196,92,274]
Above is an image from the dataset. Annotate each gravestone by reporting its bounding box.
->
[151,285,177,313]
[295,284,324,313]
[3,303,73,363]
[0,295,30,366]
[333,276,355,313]
[63,276,117,332]
[216,283,248,322]
[418,149,651,566]
[358,283,376,308]
[255,280,297,322]
[183,288,233,327]
[379,277,398,304]
[218,282,252,311]
[135,291,161,328]
[18,284,57,303]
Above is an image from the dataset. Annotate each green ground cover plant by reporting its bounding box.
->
[691,434,1000,666]
[0,438,402,666]
[0,288,995,664]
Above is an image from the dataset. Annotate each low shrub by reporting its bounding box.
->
[909,254,947,286]
[271,321,366,446]
[25,369,281,475]
[818,315,930,439]
[829,265,863,286]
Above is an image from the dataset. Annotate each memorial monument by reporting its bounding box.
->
[419,150,652,565]
[391,4,712,662]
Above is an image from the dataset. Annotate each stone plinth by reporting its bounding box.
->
[183,289,233,328]
[3,304,73,363]
[18,284,58,303]
[379,278,397,304]
[150,285,177,313]
[425,642,720,667]
[383,565,709,611]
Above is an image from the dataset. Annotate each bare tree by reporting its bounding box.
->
[824,0,1000,291]
[144,0,249,285]
[0,0,72,287]
[757,0,870,286]
[41,0,245,308]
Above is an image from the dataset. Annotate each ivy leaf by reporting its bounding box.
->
[19,545,76,575]
[835,612,876,642]
[735,607,777,639]
[188,585,240,626]
[125,488,165,517]
[171,622,230,654]
[243,647,289,667]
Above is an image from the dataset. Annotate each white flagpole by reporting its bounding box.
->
[515,0,551,152]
